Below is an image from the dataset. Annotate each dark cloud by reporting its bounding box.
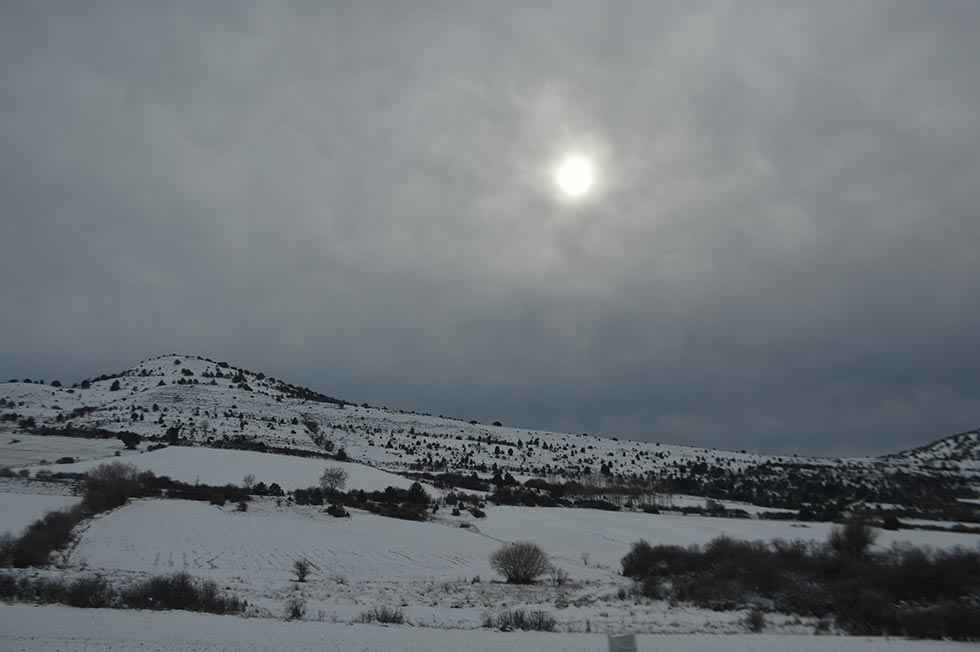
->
[3,1,979,455]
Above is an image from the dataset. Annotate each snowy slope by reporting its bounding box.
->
[2,354,977,510]
[884,428,980,470]
[33,446,413,492]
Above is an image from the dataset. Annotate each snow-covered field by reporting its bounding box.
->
[0,434,126,467]
[1,604,974,652]
[0,492,79,537]
[28,446,413,492]
[73,498,497,583]
[52,496,979,633]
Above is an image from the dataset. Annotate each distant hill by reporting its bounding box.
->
[2,353,977,513]
[884,428,980,469]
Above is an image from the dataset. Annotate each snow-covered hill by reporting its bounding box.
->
[883,428,980,470]
[2,354,977,510]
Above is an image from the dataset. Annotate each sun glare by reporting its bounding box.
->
[554,154,595,199]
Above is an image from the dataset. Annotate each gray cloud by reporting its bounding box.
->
[3,1,979,455]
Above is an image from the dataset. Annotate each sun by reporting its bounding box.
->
[554,154,595,199]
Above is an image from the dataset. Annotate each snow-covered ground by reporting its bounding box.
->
[0,492,79,537]
[50,496,979,633]
[72,498,497,583]
[1,604,974,652]
[0,434,126,468]
[27,446,413,492]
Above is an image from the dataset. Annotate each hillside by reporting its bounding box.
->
[1,353,977,513]
[883,428,980,469]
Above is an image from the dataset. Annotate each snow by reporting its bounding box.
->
[0,492,80,537]
[1,604,975,652]
[0,434,126,467]
[53,497,980,634]
[72,498,497,583]
[28,446,414,492]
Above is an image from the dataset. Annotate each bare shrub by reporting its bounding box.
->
[285,594,306,620]
[0,572,244,615]
[746,608,766,632]
[123,572,245,614]
[66,576,114,608]
[895,601,980,641]
[356,605,405,624]
[293,558,311,582]
[830,516,878,560]
[82,462,142,513]
[622,534,980,640]
[319,467,348,492]
[9,505,86,567]
[484,608,556,631]
[548,564,570,586]
[490,541,549,584]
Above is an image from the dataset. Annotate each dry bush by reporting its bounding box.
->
[82,462,142,513]
[285,594,306,620]
[490,541,549,584]
[484,608,556,631]
[293,558,311,582]
[829,516,878,560]
[746,608,766,632]
[356,605,405,624]
[319,467,348,492]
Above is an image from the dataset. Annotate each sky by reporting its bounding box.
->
[2,2,979,456]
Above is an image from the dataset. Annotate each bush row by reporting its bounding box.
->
[0,571,245,615]
[621,527,980,640]
[293,482,431,521]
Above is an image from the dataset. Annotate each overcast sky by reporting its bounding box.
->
[3,2,979,456]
